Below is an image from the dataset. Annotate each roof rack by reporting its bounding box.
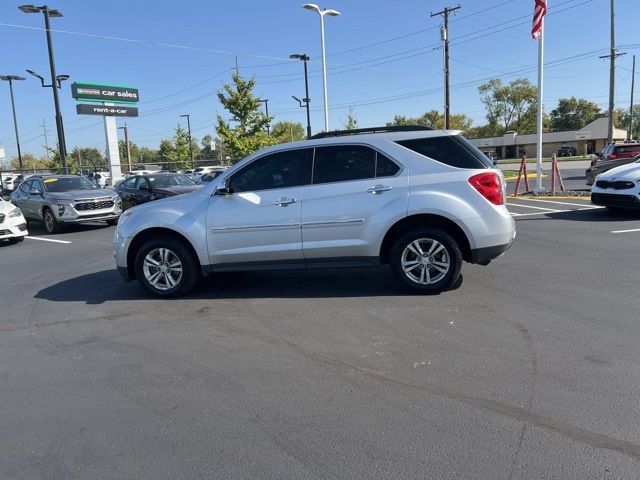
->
[309,125,433,140]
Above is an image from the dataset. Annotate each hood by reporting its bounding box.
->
[598,161,640,180]
[0,200,20,214]
[153,185,201,196]
[47,189,118,202]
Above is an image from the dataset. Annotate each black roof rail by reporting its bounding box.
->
[309,125,433,140]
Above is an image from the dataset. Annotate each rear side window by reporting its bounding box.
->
[312,146,401,184]
[616,145,640,154]
[396,135,492,169]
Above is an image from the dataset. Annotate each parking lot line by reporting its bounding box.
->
[26,236,72,244]
[611,228,640,234]
[518,198,600,208]
[507,202,560,211]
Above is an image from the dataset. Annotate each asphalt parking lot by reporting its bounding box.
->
[1,198,640,479]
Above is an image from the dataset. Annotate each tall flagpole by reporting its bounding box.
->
[535,17,544,191]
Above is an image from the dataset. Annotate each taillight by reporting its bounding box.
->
[468,172,504,205]
[608,153,617,160]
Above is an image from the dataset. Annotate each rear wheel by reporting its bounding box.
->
[134,236,200,297]
[390,228,462,294]
[43,207,62,234]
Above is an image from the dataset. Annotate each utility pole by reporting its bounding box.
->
[259,99,270,135]
[599,0,625,142]
[118,123,131,171]
[431,4,461,130]
[629,54,636,140]
[42,119,50,162]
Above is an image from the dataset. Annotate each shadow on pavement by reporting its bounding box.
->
[26,221,112,236]
[35,267,463,304]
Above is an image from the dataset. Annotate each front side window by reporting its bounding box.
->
[230,149,309,192]
[19,180,32,193]
[123,177,138,189]
[148,175,195,188]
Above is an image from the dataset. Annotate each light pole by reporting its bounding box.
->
[258,99,270,135]
[19,5,69,172]
[290,54,312,139]
[302,4,340,132]
[0,75,26,174]
[118,123,131,172]
[180,114,194,169]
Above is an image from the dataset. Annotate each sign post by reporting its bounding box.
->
[72,82,139,185]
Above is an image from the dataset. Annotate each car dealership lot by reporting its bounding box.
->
[1,200,640,479]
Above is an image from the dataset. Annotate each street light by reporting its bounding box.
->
[302,3,340,132]
[19,4,68,173]
[179,114,194,169]
[290,54,312,139]
[0,75,26,174]
[258,99,270,135]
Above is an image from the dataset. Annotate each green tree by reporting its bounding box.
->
[137,146,159,165]
[344,106,358,130]
[478,78,537,133]
[118,139,141,169]
[387,110,473,132]
[158,139,174,168]
[10,153,48,172]
[272,121,306,143]
[614,105,640,139]
[70,147,105,173]
[549,97,601,131]
[215,73,274,160]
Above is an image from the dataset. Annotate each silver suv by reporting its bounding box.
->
[11,175,122,233]
[114,127,516,296]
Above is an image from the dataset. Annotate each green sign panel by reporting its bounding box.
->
[71,82,139,103]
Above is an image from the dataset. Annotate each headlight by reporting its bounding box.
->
[8,207,22,218]
[55,201,73,216]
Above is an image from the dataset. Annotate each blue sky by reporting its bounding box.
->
[0,0,638,162]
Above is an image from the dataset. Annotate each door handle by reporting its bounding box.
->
[274,197,297,207]
[367,184,392,194]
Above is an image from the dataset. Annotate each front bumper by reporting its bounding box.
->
[591,191,640,208]
[0,216,28,239]
[54,201,122,224]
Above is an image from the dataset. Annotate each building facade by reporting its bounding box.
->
[467,117,628,160]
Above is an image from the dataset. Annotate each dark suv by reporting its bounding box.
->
[557,146,577,157]
[586,143,640,185]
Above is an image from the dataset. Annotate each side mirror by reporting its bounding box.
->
[214,178,234,195]
[29,187,42,196]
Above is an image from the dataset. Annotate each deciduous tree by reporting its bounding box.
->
[549,97,601,131]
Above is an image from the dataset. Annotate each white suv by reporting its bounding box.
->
[114,127,516,296]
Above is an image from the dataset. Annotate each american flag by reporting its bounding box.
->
[531,0,547,39]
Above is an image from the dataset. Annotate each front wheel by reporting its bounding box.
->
[134,236,200,297]
[43,207,62,234]
[389,228,462,294]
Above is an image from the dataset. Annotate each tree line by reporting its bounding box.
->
[6,73,638,172]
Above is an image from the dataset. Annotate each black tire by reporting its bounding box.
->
[106,219,118,226]
[389,228,462,294]
[134,236,200,297]
[43,207,62,234]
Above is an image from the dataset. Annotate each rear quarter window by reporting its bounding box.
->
[396,135,492,169]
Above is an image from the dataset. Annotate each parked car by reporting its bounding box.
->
[0,197,28,244]
[557,146,577,157]
[591,158,640,210]
[191,166,226,183]
[114,173,200,210]
[11,175,122,233]
[200,169,227,184]
[114,126,516,297]
[586,147,640,185]
[2,174,23,193]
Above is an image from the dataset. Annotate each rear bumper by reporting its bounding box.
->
[471,239,514,265]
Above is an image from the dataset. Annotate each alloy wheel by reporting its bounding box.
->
[400,238,450,285]
[142,247,183,291]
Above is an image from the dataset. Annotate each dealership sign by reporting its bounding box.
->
[71,82,139,103]
[76,104,139,117]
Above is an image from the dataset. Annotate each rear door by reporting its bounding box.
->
[301,145,408,262]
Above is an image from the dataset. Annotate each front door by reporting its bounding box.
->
[206,148,311,266]
[301,145,408,261]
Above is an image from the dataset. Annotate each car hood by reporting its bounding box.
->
[153,185,201,196]
[47,189,118,201]
[0,200,20,214]
[597,162,640,180]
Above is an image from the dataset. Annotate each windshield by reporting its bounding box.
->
[43,177,100,192]
[148,174,195,188]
